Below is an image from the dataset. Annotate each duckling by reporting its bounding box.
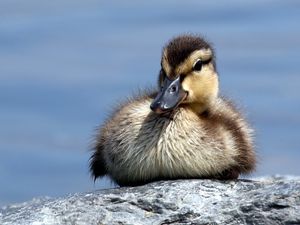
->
[90,34,256,186]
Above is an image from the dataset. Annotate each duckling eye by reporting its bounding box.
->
[193,59,202,71]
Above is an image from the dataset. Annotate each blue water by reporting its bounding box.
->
[1,0,300,206]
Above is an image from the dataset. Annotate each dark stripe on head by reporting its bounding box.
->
[163,34,215,69]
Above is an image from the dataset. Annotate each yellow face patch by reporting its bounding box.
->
[181,72,218,113]
[160,48,218,113]
[179,49,218,112]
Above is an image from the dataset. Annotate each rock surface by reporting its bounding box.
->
[1,176,300,225]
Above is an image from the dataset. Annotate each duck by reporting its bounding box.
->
[90,34,256,186]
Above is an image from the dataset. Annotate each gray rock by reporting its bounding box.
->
[1,176,300,225]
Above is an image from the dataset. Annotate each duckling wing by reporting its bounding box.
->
[90,90,158,182]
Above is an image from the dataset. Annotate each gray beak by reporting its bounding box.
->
[150,76,186,114]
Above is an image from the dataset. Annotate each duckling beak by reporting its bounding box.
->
[150,76,187,114]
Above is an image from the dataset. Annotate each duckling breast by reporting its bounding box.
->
[102,97,239,184]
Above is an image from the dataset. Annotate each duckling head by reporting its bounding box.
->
[150,35,218,114]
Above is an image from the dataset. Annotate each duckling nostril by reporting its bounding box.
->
[169,85,177,93]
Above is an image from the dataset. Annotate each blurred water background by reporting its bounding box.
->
[0,0,300,206]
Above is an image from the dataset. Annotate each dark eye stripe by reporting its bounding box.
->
[201,57,212,65]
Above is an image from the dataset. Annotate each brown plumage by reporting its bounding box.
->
[90,34,256,186]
